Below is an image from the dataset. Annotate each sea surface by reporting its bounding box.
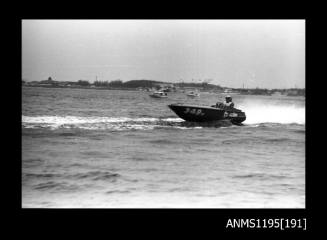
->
[22,87,305,208]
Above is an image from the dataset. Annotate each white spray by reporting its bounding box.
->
[237,99,305,125]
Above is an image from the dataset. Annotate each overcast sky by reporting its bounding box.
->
[22,20,305,88]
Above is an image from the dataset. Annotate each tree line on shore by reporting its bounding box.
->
[22,78,305,96]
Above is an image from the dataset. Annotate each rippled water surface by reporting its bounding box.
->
[22,87,305,208]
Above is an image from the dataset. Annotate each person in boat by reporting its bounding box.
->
[216,95,234,108]
[223,95,234,108]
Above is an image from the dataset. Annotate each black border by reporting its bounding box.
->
[11,14,314,233]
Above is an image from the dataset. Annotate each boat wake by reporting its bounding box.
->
[22,115,189,131]
[22,104,305,132]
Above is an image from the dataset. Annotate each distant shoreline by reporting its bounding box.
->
[22,78,305,97]
[22,85,305,97]
[22,85,138,91]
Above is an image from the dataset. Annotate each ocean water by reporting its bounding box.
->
[22,87,305,208]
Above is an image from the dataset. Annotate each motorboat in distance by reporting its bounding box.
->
[168,102,246,124]
[186,91,200,97]
[149,91,168,98]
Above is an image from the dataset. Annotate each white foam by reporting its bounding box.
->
[23,116,132,124]
[22,115,183,130]
[161,118,184,122]
[22,116,182,124]
[238,102,305,125]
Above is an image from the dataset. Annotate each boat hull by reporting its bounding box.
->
[149,91,168,98]
[168,103,246,124]
[149,94,167,98]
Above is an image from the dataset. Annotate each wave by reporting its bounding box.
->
[22,115,185,131]
[33,181,81,191]
[22,115,238,131]
[70,171,120,181]
[24,170,121,183]
[232,173,290,180]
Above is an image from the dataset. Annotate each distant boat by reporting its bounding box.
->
[186,91,200,97]
[149,91,168,98]
[223,89,232,93]
[271,91,282,96]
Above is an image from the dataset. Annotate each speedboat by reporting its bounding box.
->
[149,91,168,98]
[168,102,246,124]
[186,91,200,97]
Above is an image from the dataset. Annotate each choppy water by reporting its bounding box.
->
[22,87,305,208]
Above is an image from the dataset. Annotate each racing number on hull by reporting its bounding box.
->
[224,112,238,118]
[183,108,205,116]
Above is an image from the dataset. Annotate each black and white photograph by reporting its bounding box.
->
[22,19,305,208]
